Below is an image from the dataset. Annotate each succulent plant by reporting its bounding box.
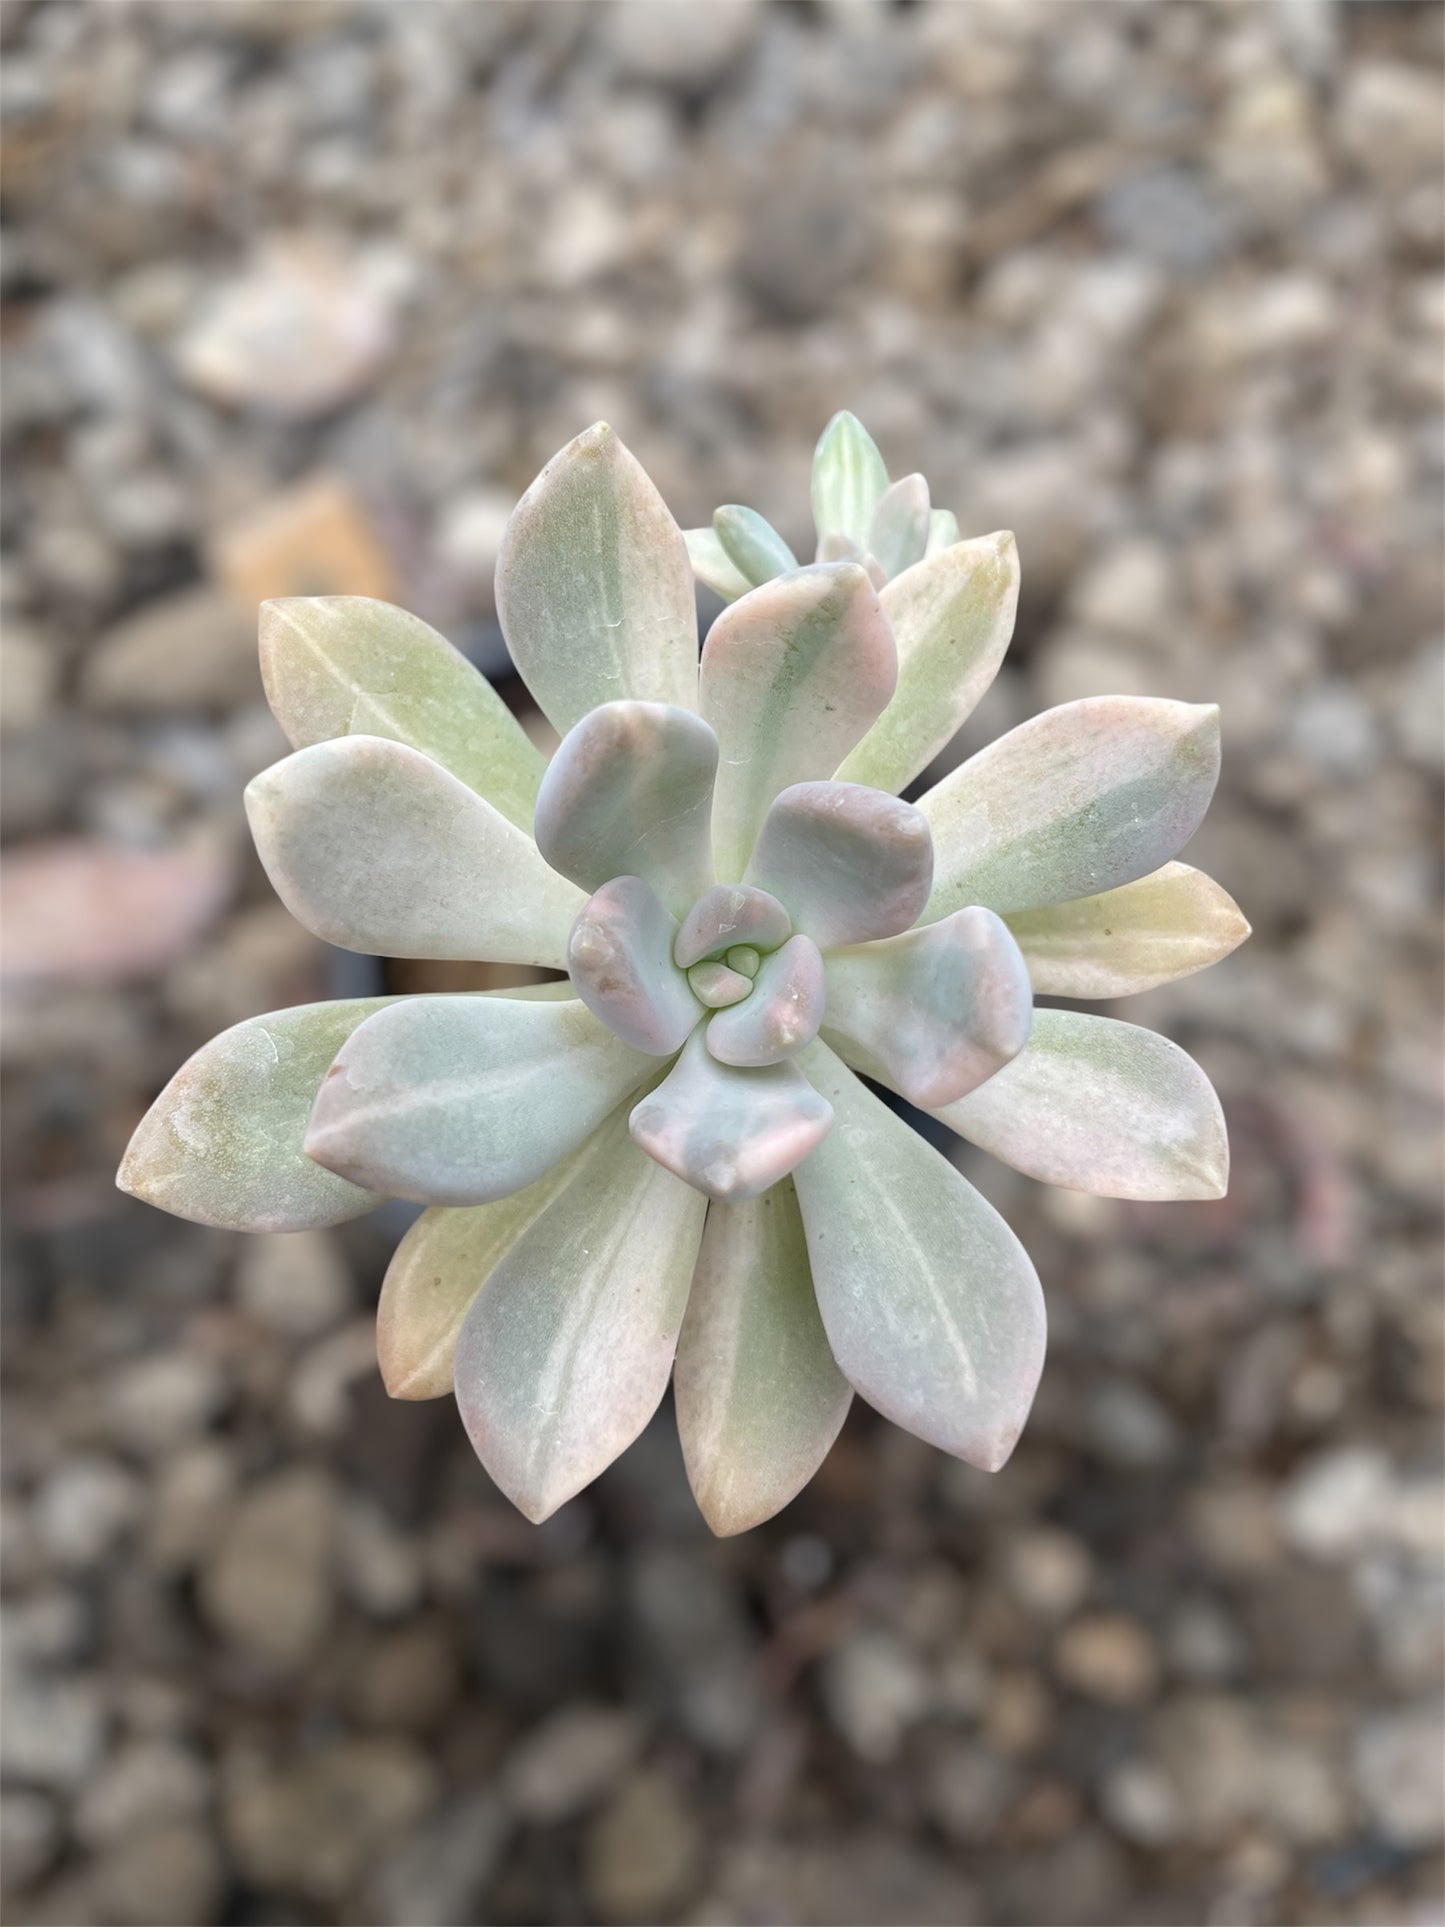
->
[118,415,1247,1534]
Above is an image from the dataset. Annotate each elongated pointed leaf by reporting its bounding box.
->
[246,736,584,967]
[795,1042,1046,1471]
[674,884,791,969]
[868,474,930,580]
[822,907,1032,1108]
[532,702,717,920]
[259,597,545,831]
[925,509,960,557]
[812,411,889,550]
[706,933,826,1066]
[305,994,653,1205]
[377,1135,593,1401]
[713,505,798,587]
[454,1109,707,1522]
[496,423,699,732]
[932,1009,1229,1201]
[700,564,898,880]
[920,697,1221,919]
[118,998,397,1231]
[630,1029,832,1202]
[675,1180,851,1536]
[685,527,751,602]
[1005,862,1250,998]
[743,782,933,950]
[836,532,1020,795]
[568,876,700,1055]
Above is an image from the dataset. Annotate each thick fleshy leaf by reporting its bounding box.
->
[629,1030,832,1202]
[117,998,395,1232]
[700,563,898,880]
[706,933,826,1066]
[675,1180,851,1536]
[920,697,1221,919]
[713,505,798,586]
[925,509,960,557]
[454,1108,707,1522]
[868,474,930,580]
[742,781,933,950]
[812,410,889,551]
[726,945,761,978]
[496,423,699,732]
[685,527,751,603]
[688,961,752,1008]
[376,1136,593,1400]
[674,883,791,969]
[836,532,1020,795]
[246,736,584,967]
[932,1009,1229,1201]
[1005,862,1251,998]
[822,907,1032,1108]
[258,596,544,831]
[795,1042,1046,1471]
[305,994,652,1205]
[567,876,700,1055]
[532,702,717,921]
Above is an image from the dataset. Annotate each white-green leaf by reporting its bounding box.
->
[822,906,1032,1108]
[532,701,717,921]
[674,883,791,969]
[713,505,798,587]
[454,1108,707,1522]
[304,994,653,1205]
[685,527,752,603]
[932,1009,1229,1201]
[867,474,930,580]
[706,933,826,1066]
[836,532,1020,795]
[675,1179,851,1536]
[920,697,1221,919]
[496,423,699,732]
[258,596,545,831]
[811,411,889,551]
[1005,862,1250,998]
[795,1042,1046,1471]
[567,876,700,1056]
[117,998,397,1232]
[743,781,933,950]
[700,563,898,880]
[246,736,584,967]
[925,509,960,557]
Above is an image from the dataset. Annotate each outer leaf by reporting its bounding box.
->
[868,474,930,580]
[812,411,889,550]
[630,1029,832,1202]
[675,1180,851,1536]
[700,563,898,881]
[1005,862,1251,998]
[258,596,545,831]
[713,505,798,586]
[685,527,752,603]
[496,423,699,732]
[674,883,791,969]
[533,702,718,921]
[304,994,653,1205]
[920,697,1221,920]
[117,998,396,1231]
[743,781,933,950]
[377,1136,593,1400]
[821,906,1032,1108]
[931,1009,1229,1201]
[705,933,826,1066]
[567,876,700,1055]
[454,1109,707,1522]
[246,736,584,967]
[795,1042,1046,1471]
[836,532,1020,795]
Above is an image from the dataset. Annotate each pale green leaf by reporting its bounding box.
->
[706,933,825,1066]
[568,876,701,1055]
[1005,862,1250,998]
[811,411,889,550]
[743,781,933,950]
[713,504,798,586]
[867,474,930,579]
[685,527,752,603]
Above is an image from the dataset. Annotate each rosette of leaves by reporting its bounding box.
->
[119,420,1247,1533]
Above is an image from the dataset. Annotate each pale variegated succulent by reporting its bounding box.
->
[118,416,1247,1534]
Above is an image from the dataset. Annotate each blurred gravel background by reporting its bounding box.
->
[1,2,1442,1923]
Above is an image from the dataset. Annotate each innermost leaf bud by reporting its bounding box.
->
[725,945,761,979]
[687,961,753,1009]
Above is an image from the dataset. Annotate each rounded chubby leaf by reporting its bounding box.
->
[533,701,717,921]
[742,781,933,951]
[496,423,699,732]
[706,933,826,1067]
[931,1009,1229,1201]
[567,876,700,1056]
[836,532,1020,795]
[713,505,798,588]
[700,563,898,881]
[812,411,889,551]
[685,527,752,603]
[794,1041,1046,1471]
[629,1029,833,1203]
[258,596,545,831]
[867,474,930,580]
[674,883,791,970]
[675,1179,851,1537]
[688,960,753,1008]
[822,906,1033,1109]
[920,696,1221,919]
[304,993,653,1206]
[117,997,397,1231]
[1005,862,1250,998]
[454,1108,707,1522]
[246,736,584,968]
